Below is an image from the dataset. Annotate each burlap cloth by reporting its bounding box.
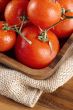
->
[0,48,73,107]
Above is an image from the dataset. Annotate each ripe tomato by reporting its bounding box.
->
[52,12,73,38]
[0,30,16,52]
[59,0,73,10]
[52,0,73,38]
[27,0,61,29]
[0,21,5,29]
[15,24,59,69]
[0,0,10,13]
[0,0,10,20]
[5,0,29,26]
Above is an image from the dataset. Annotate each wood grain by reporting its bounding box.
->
[0,77,73,110]
[39,78,73,110]
[0,34,73,80]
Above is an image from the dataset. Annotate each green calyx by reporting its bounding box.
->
[2,22,32,45]
[19,15,28,21]
[38,30,49,42]
[2,23,11,30]
[62,8,73,19]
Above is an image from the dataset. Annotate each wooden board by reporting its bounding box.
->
[0,34,73,80]
[0,77,73,110]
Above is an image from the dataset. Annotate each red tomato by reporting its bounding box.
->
[0,0,10,13]
[5,0,29,26]
[15,24,59,69]
[52,0,73,38]
[27,0,61,29]
[59,0,73,10]
[0,30,16,52]
[0,21,5,29]
[52,12,73,38]
[0,0,11,19]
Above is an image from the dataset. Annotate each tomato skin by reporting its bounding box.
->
[59,0,73,10]
[15,24,59,69]
[0,0,10,20]
[0,21,5,29]
[0,0,10,13]
[0,30,16,52]
[27,0,61,29]
[52,0,73,38]
[52,12,73,38]
[5,0,29,26]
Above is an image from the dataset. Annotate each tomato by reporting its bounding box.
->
[52,0,73,38]
[0,0,11,20]
[0,0,10,13]
[52,12,73,38]
[59,0,73,10]
[0,30,16,52]
[15,24,59,69]
[27,0,61,29]
[5,0,29,26]
[0,21,5,29]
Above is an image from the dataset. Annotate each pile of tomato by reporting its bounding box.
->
[0,0,73,69]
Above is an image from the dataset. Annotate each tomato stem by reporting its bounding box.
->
[61,8,73,19]
[62,8,73,15]
[40,9,73,34]
[38,9,73,48]
[19,15,28,32]
[3,15,32,45]
[38,30,49,42]
[2,21,32,45]
[14,25,32,45]
[46,18,66,32]
[18,15,32,44]
[38,18,66,42]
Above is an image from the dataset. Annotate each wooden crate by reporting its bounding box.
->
[0,34,73,80]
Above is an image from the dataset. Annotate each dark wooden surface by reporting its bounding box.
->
[0,78,73,110]
[0,34,73,80]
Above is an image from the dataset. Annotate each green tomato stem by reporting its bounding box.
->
[2,16,32,45]
[14,25,32,45]
[40,9,73,36]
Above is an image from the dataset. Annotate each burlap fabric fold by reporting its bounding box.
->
[0,52,73,107]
